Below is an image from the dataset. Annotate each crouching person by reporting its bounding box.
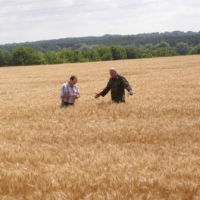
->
[60,76,80,108]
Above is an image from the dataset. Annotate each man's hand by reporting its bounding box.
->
[71,94,80,99]
[129,90,134,95]
[94,93,100,98]
[74,95,80,99]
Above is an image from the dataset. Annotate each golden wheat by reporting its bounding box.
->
[0,55,200,200]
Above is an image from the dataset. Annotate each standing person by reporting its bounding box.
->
[94,68,134,103]
[60,76,80,107]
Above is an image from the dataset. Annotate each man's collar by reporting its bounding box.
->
[112,75,119,79]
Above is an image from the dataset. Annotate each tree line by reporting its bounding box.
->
[0,41,200,66]
[1,31,200,66]
[1,31,200,53]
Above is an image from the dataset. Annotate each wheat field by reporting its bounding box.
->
[0,55,200,200]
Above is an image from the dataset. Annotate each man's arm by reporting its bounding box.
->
[95,80,111,98]
[74,87,80,99]
[61,94,78,99]
[121,77,134,95]
[60,85,78,99]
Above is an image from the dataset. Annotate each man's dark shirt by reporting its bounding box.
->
[100,75,132,102]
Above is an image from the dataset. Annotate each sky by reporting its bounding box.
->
[0,0,200,45]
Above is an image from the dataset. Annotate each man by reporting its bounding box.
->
[94,68,134,103]
[60,76,80,107]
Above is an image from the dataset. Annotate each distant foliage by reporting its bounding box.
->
[58,48,74,63]
[0,49,12,66]
[156,41,170,48]
[84,49,100,62]
[12,47,44,66]
[111,45,127,60]
[189,44,200,55]
[155,48,177,57]
[73,50,88,63]
[125,46,141,59]
[0,31,200,66]
[97,46,113,61]
[175,42,189,55]
[44,51,61,64]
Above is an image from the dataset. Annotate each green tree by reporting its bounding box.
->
[59,48,74,63]
[0,50,5,66]
[189,44,200,55]
[85,49,100,61]
[175,42,189,55]
[0,49,12,66]
[155,48,176,57]
[72,43,90,51]
[196,45,200,54]
[140,48,154,58]
[98,46,113,61]
[3,50,12,66]
[125,46,141,59]
[156,41,170,48]
[142,43,154,50]
[12,47,44,65]
[44,51,62,64]
[73,50,88,62]
[111,45,127,60]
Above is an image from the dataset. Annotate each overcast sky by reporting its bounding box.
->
[0,0,200,45]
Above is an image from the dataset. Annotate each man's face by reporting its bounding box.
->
[110,70,117,78]
[70,79,77,86]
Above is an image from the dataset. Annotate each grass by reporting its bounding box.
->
[0,55,200,200]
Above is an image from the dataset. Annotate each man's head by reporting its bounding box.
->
[109,68,118,78]
[69,75,77,86]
